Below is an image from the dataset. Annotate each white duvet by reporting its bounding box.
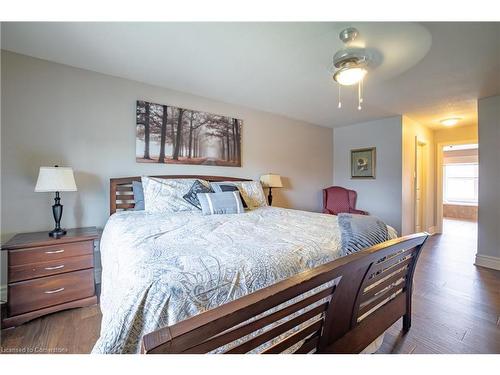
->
[92,206,395,353]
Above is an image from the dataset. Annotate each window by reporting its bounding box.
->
[443,163,478,205]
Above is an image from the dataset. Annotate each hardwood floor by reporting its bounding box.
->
[1,218,499,354]
[379,219,500,353]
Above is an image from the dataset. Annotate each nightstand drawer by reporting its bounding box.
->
[8,254,94,282]
[8,269,95,316]
[8,240,93,266]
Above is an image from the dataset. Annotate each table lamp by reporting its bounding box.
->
[260,173,282,206]
[35,166,77,238]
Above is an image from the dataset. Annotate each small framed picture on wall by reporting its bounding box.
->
[351,147,376,179]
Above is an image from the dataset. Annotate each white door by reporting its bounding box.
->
[415,143,424,232]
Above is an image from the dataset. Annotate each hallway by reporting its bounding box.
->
[379,218,500,353]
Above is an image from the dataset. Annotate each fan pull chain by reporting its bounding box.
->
[357,80,362,110]
[360,78,364,103]
[338,85,342,109]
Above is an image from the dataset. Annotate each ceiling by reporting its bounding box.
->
[2,22,499,129]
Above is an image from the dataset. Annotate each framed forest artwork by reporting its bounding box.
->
[136,100,242,167]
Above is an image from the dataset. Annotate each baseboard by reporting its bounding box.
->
[475,254,500,271]
[427,226,437,235]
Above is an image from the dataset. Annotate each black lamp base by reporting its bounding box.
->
[49,191,66,238]
[49,227,67,238]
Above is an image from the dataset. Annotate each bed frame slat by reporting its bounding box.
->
[116,194,134,201]
[361,269,407,302]
[358,283,405,318]
[365,256,413,287]
[370,248,415,275]
[225,303,328,354]
[261,319,323,354]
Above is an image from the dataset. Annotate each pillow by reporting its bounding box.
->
[183,180,214,210]
[197,191,245,215]
[132,181,145,211]
[141,177,210,213]
[234,181,268,209]
[210,182,248,208]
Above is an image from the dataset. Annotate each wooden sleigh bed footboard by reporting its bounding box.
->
[141,232,428,354]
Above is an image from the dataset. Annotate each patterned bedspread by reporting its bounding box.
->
[92,207,396,353]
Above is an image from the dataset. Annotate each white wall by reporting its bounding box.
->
[333,117,403,233]
[0,51,333,242]
[476,95,500,270]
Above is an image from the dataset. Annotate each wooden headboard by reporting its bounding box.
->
[110,175,252,215]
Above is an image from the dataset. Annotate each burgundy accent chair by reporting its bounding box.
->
[322,186,368,215]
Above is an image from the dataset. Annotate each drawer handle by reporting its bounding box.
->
[44,265,65,270]
[44,287,65,294]
[45,249,64,254]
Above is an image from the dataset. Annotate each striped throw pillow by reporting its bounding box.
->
[197,191,245,215]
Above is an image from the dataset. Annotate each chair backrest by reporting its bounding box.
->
[323,186,355,215]
[347,189,357,208]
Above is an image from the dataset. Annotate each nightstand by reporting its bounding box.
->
[1,227,98,329]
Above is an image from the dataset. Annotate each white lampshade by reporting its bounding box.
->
[260,173,283,188]
[35,167,77,192]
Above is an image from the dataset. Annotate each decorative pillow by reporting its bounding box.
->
[183,180,214,210]
[197,191,245,215]
[233,181,268,208]
[141,177,210,213]
[210,182,248,208]
[132,181,145,211]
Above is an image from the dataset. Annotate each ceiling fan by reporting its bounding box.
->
[330,27,374,110]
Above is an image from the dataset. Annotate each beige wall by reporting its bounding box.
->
[0,51,333,242]
[434,124,478,144]
[476,95,500,270]
[333,117,403,233]
[402,116,435,236]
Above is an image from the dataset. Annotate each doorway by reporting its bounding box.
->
[436,142,479,234]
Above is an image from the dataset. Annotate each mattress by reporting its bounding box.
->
[92,206,396,353]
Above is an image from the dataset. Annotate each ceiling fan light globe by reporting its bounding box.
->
[333,67,367,86]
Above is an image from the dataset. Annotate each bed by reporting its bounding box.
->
[92,175,428,354]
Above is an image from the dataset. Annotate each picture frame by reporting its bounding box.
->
[136,100,242,167]
[351,147,376,179]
